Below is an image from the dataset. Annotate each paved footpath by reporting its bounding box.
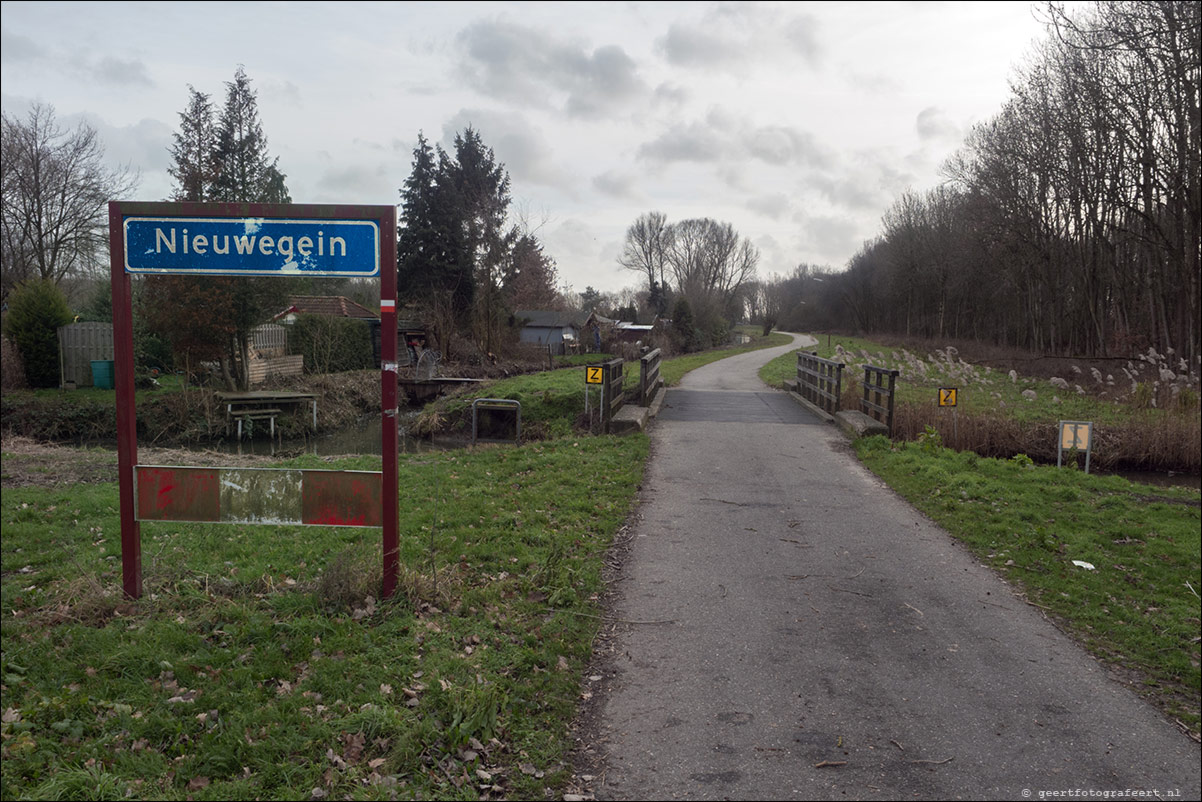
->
[584,333,1200,801]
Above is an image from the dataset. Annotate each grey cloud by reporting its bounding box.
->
[1,29,152,87]
[592,169,639,199]
[782,16,822,67]
[456,21,646,118]
[656,6,822,71]
[746,126,827,167]
[1,28,46,63]
[264,80,303,107]
[810,172,886,212]
[747,193,792,220]
[916,106,960,142]
[659,22,742,68]
[637,121,727,163]
[754,233,792,275]
[799,214,861,265]
[441,108,567,189]
[638,119,831,169]
[653,82,689,107]
[807,151,917,212]
[75,113,172,173]
[317,163,392,197]
[94,56,153,87]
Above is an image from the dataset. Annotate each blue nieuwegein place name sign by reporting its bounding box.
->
[123,217,380,277]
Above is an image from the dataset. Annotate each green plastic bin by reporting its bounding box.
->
[91,359,115,390]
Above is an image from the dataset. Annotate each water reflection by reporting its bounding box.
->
[216,415,460,458]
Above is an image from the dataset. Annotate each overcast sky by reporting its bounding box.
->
[2,1,1060,296]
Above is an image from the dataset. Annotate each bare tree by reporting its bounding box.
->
[666,218,759,319]
[1,104,138,300]
[617,210,670,314]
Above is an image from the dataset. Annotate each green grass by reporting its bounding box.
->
[1,436,648,800]
[853,435,1201,734]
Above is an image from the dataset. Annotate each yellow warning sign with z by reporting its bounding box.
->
[586,366,603,384]
[939,388,957,407]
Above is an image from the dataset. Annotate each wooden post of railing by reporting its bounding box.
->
[599,357,625,433]
[796,351,845,415]
[860,365,900,437]
[639,348,662,406]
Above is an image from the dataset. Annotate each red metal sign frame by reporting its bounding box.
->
[108,201,400,600]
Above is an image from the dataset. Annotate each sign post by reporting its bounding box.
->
[108,202,399,599]
[939,387,958,445]
[1057,420,1093,473]
[585,365,603,433]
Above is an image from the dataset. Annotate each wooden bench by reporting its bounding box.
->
[229,408,282,439]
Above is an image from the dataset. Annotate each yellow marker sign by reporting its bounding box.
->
[1060,421,1091,451]
[586,366,604,384]
[939,388,957,407]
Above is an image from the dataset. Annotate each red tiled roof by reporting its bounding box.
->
[278,296,379,320]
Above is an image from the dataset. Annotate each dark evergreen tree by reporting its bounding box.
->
[398,133,472,357]
[449,127,514,353]
[211,67,284,203]
[1,279,73,387]
[167,86,215,202]
[156,67,292,389]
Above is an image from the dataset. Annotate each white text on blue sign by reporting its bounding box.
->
[124,217,380,277]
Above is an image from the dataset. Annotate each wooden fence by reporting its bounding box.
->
[57,322,113,387]
[251,324,288,357]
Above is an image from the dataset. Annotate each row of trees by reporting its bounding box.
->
[396,129,560,359]
[813,1,1199,362]
[616,211,760,349]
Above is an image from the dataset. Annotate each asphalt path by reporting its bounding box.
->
[585,333,1200,801]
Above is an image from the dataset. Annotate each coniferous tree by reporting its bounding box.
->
[167,86,215,203]
[211,67,280,203]
[398,133,472,358]
[155,67,292,389]
[449,127,513,353]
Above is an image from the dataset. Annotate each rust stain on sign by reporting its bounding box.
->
[303,471,382,527]
[137,466,220,521]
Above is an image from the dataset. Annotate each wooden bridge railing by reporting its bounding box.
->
[796,352,844,416]
[638,348,662,407]
[860,365,900,437]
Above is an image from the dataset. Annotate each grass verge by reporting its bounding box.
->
[853,434,1201,738]
[1,435,648,800]
[759,334,1201,471]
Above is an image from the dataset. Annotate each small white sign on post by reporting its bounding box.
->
[1057,420,1094,473]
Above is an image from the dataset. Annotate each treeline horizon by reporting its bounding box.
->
[757,1,1199,364]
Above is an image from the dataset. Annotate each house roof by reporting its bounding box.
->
[275,296,379,321]
[516,309,582,329]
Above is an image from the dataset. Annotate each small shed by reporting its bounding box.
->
[516,310,582,355]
